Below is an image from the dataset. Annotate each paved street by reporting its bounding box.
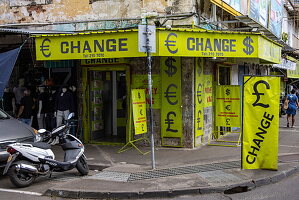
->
[1,114,299,199]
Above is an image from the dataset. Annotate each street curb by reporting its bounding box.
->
[44,166,299,199]
[87,164,110,171]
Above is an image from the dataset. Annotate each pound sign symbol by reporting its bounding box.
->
[165,111,178,133]
[252,80,270,108]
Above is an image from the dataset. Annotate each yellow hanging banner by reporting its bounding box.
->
[132,89,147,135]
[215,85,241,127]
[161,57,182,146]
[242,76,280,170]
[195,58,204,139]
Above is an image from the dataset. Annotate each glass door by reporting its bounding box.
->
[88,69,127,144]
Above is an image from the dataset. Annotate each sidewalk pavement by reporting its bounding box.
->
[45,115,299,199]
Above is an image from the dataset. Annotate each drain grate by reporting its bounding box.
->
[89,160,240,182]
[128,160,240,181]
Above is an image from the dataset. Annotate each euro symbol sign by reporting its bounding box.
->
[197,83,202,104]
[252,80,270,108]
[164,84,178,105]
[40,38,51,58]
[165,111,178,133]
[165,33,178,54]
[225,105,231,111]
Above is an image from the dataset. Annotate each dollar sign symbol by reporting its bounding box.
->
[243,36,254,55]
[164,57,177,77]
[226,89,230,96]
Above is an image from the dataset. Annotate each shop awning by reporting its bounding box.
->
[287,57,299,78]
[273,56,297,70]
[33,28,282,64]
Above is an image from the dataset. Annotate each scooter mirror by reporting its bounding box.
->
[38,129,47,134]
[67,112,75,120]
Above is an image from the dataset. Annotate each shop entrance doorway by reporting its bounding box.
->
[86,67,128,145]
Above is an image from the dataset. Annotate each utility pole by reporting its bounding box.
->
[139,13,157,169]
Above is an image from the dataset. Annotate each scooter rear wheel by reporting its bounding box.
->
[76,155,89,176]
[8,164,36,188]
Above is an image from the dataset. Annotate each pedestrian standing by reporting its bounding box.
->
[285,89,299,128]
[17,89,35,126]
[0,87,15,116]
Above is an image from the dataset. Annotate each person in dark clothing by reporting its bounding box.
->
[45,87,57,131]
[17,89,34,126]
[0,87,15,116]
[55,86,74,127]
[37,85,49,129]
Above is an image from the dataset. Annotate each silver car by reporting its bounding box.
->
[0,108,36,168]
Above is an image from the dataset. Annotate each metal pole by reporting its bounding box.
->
[145,18,156,170]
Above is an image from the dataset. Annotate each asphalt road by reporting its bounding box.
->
[0,169,86,199]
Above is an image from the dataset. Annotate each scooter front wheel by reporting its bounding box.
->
[76,155,89,176]
[8,164,36,188]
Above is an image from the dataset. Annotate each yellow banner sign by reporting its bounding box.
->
[161,57,182,145]
[35,31,145,60]
[35,29,281,63]
[242,76,280,170]
[159,30,259,58]
[258,37,281,64]
[132,89,147,135]
[215,85,241,127]
[195,58,204,139]
[131,75,161,109]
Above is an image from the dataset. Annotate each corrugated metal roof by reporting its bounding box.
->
[0,28,75,34]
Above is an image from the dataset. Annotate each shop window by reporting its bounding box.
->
[218,65,231,85]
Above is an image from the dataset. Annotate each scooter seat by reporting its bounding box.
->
[28,142,51,149]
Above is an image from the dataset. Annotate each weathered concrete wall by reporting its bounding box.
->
[181,57,195,148]
[0,0,194,25]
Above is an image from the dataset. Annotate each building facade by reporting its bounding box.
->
[0,0,297,148]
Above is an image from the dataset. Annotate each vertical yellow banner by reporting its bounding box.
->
[131,75,161,109]
[195,58,204,139]
[215,85,241,127]
[161,57,182,145]
[242,76,280,170]
[132,89,147,135]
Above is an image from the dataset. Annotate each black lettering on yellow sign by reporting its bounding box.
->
[40,38,51,57]
[243,36,254,55]
[165,33,178,54]
[60,38,128,54]
[165,111,178,132]
[252,80,270,108]
[246,112,274,164]
[84,58,120,64]
[197,83,202,104]
[164,84,178,105]
[197,110,202,130]
[187,38,236,52]
[164,57,177,77]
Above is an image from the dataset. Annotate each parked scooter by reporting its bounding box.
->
[3,113,89,188]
